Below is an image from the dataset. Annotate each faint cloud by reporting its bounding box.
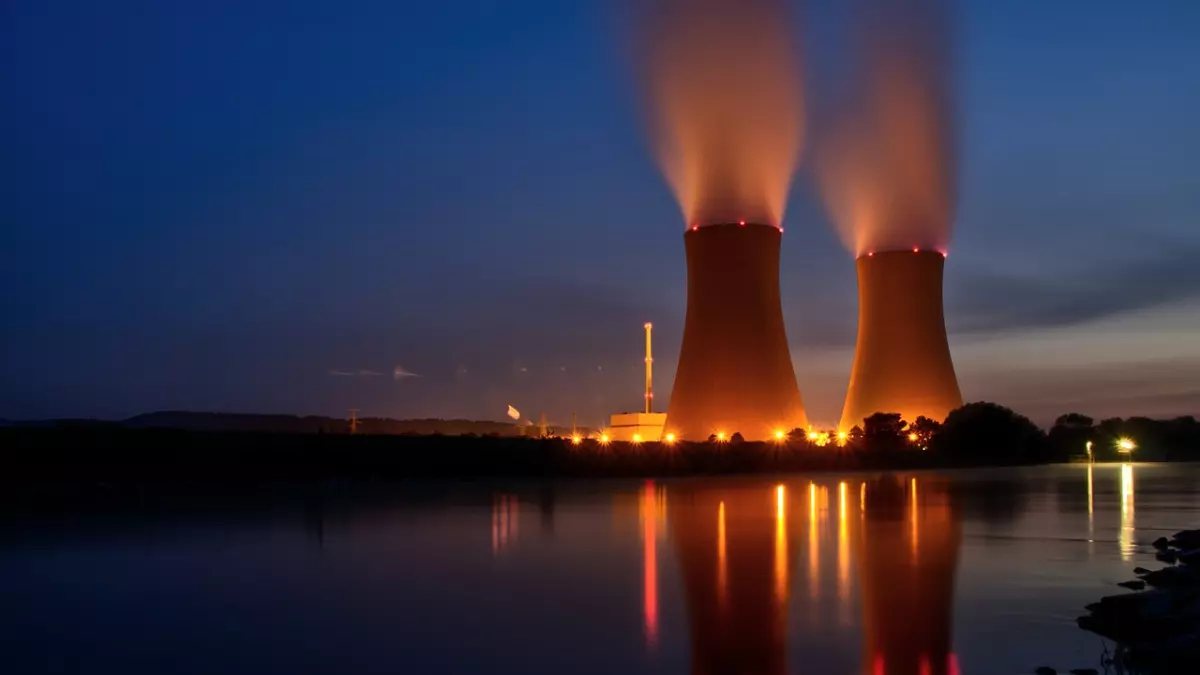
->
[393,365,420,379]
[949,244,1200,335]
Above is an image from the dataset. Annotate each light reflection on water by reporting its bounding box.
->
[2,463,1198,675]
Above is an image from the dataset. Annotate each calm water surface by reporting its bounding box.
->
[3,463,1200,674]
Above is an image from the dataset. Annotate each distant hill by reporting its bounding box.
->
[8,411,525,436]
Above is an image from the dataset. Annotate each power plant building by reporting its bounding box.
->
[607,412,667,443]
[665,223,808,441]
[841,250,962,431]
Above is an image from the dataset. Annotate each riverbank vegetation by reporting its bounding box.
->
[2,402,1198,486]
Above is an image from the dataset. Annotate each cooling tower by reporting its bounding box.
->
[840,250,961,431]
[665,223,808,441]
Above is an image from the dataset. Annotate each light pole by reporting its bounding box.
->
[1086,440,1093,463]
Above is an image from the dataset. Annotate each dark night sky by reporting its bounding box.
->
[3,0,1198,428]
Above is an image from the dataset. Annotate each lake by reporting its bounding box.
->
[2,463,1198,674]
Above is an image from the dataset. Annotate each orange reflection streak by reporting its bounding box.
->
[1086,464,1095,544]
[718,501,728,606]
[775,485,787,602]
[910,477,919,562]
[1120,463,1135,561]
[838,481,850,622]
[641,481,659,647]
[491,496,499,553]
[491,495,519,556]
[808,482,820,594]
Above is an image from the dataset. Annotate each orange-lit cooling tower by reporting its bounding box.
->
[665,223,808,441]
[840,250,961,431]
[669,483,790,675]
[859,477,961,675]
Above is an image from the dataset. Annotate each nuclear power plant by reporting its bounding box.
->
[664,223,808,441]
[840,250,962,431]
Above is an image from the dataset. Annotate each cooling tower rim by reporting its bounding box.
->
[686,222,784,234]
[856,248,949,261]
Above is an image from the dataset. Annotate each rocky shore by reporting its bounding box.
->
[1071,528,1200,673]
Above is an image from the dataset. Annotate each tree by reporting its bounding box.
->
[1054,413,1094,428]
[729,432,745,445]
[862,412,907,450]
[847,425,864,448]
[934,402,1046,463]
[1049,412,1096,461]
[909,416,941,450]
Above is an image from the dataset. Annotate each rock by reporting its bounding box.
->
[1135,566,1153,575]
[1180,550,1200,567]
[1068,669,1098,675]
[1118,580,1146,590]
[1157,550,1178,564]
[1154,536,1172,550]
[1139,564,1200,589]
[1034,668,1057,675]
[1173,529,1200,549]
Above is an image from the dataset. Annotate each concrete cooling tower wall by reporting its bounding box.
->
[665,223,808,441]
[841,250,961,431]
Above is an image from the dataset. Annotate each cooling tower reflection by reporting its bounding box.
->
[666,477,960,673]
[859,476,961,675]
[669,482,791,675]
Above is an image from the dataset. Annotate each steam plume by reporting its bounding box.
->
[629,0,804,227]
[815,0,957,256]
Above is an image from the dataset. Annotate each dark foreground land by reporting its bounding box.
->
[3,402,1198,488]
[1,427,954,486]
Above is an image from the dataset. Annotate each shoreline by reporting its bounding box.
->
[0,427,1181,490]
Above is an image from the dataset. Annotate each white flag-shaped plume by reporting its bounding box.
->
[507,405,521,420]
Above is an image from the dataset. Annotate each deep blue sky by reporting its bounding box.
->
[3,0,1198,427]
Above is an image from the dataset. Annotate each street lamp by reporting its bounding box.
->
[1086,440,1093,462]
[1117,438,1136,454]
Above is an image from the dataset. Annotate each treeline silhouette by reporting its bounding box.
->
[1,402,1197,485]
[3,411,523,436]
